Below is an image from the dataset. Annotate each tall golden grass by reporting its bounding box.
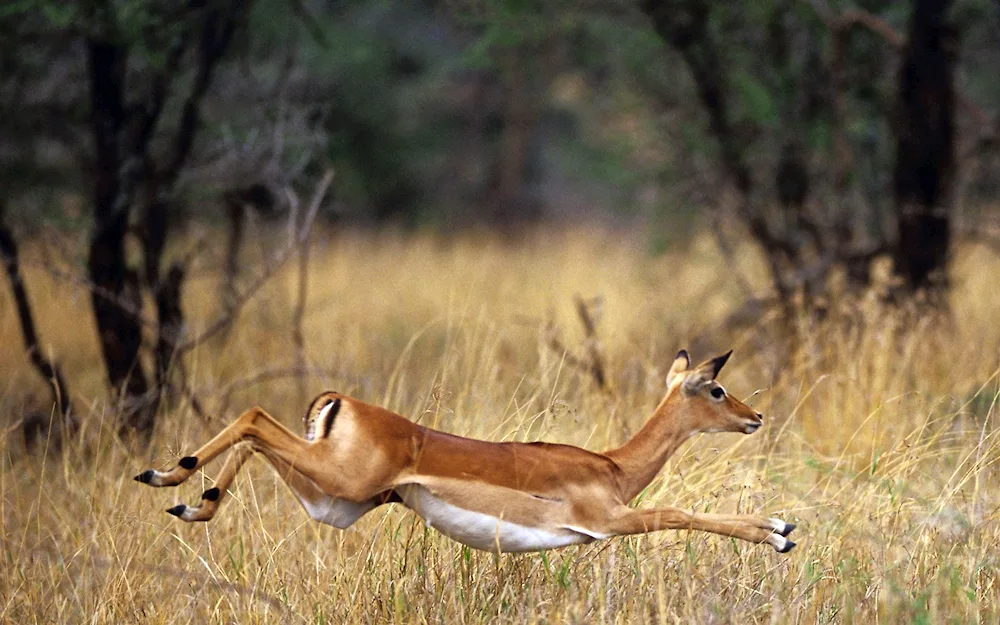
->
[1,227,998,623]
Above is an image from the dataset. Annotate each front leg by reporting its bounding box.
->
[600,506,797,553]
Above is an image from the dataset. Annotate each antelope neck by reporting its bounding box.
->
[605,389,695,502]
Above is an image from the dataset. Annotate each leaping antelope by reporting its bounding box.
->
[135,350,796,553]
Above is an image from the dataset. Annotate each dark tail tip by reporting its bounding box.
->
[201,487,220,502]
[780,522,797,537]
[778,539,796,553]
[134,470,154,484]
[166,504,187,517]
[178,456,198,470]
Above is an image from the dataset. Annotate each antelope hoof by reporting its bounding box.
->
[777,539,796,553]
[768,517,796,537]
[166,500,217,522]
[766,532,797,553]
[134,468,179,487]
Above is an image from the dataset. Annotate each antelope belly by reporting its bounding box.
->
[300,495,375,529]
[398,484,594,553]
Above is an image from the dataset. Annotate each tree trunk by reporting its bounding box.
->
[86,40,155,443]
[892,0,956,294]
[0,203,76,445]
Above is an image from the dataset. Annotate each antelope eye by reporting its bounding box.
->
[710,387,726,400]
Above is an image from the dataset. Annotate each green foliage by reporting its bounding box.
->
[4,0,1000,230]
[732,73,778,128]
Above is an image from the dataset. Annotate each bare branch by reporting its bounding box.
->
[543,321,596,379]
[573,294,608,390]
[541,295,609,392]
[208,365,333,417]
[282,171,328,406]
[159,0,249,188]
[173,169,335,355]
[709,215,756,300]
[824,5,991,127]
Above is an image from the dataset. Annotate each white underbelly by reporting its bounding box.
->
[397,484,596,553]
[299,495,375,529]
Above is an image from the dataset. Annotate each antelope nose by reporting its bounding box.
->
[756,412,763,420]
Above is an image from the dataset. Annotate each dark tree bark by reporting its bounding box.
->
[643,0,752,196]
[220,184,275,330]
[0,203,75,443]
[892,0,956,293]
[154,263,186,401]
[86,40,155,442]
[83,1,250,446]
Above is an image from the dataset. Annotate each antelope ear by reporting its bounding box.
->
[665,350,691,388]
[697,350,732,380]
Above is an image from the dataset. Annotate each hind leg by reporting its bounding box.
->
[165,441,341,523]
[136,405,400,519]
[168,442,397,528]
[134,407,294,488]
[135,407,351,491]
[165,443,254,522]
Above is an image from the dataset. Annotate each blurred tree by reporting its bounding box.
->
[86,0,249,446]
[640,0,965,310]
[0,202,75,447]
[2,0,250,446]
[892,0,955,294]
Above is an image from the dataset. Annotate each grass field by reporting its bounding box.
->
[1,227,998,623]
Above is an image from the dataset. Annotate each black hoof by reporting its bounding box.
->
[780,522,796,537]
[201,487,220,502]
[166,505,187,517]
[778,539,796,553]
[178,456,198,470]
[134,470,154,483]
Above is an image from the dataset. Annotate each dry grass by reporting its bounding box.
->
[1,227,998,624]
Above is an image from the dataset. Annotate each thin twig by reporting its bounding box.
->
[541,295,610,392]
[573,294,608,390]
[209,365,333,417]
[173,169,335,356]
[283,171,328,406]
[710,215,757,300]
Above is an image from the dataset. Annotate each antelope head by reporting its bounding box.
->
[665,350,763,435]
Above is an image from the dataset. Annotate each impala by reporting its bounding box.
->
[135,350,796,553]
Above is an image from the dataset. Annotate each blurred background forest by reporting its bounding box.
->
[2,0,1000,444]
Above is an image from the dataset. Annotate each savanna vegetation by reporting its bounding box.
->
[3,229,999,623]
[2,0,1000,622]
